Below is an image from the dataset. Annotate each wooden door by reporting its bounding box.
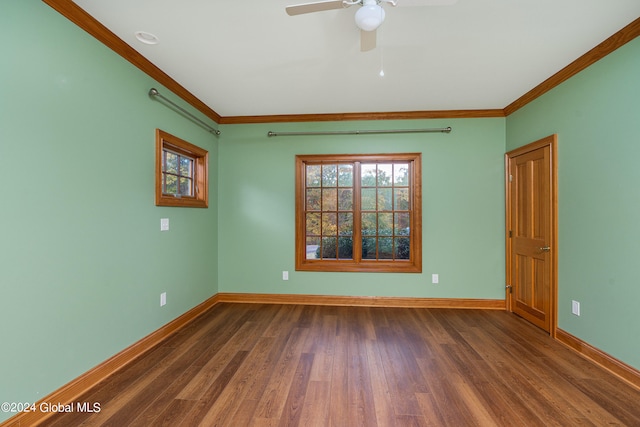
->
[505,135,557,334]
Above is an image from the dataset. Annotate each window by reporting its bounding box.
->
[295,153,422,272]
[155,129,208,208]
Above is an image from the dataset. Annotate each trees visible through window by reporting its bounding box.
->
[295,153,422,272]
[163,149,195,197]
[155,129,208,208]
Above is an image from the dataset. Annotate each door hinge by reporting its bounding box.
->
[509,174,513,182]
[508,230,512,238]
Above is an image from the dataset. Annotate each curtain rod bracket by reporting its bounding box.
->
[267,127,451,137]
[148,88,220,136]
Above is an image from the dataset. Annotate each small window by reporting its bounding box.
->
[295,153,422,273]
[155,129,208,208]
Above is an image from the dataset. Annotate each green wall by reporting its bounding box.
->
[4,0,638,422]
[0,2,218,420]
[218,119,506,299]
[506,38,640,370]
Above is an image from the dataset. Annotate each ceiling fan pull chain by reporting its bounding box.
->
[379,26,385,76]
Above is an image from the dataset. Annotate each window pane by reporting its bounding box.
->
[338,237,353,259]
[395,213,410,235]
[296,153,420,271]
[362,213,376,236]
[338,213,353,236]
[361,188,376,211]
[306,213,321,236]
[362,237,376,259]
[164,174,177,194]
[378,188,392,211]
[180,156,193,178]
[179,177,192,196]
[379,237,393,259]
[361,164,377,186]
[378,213,393,236]
[377,164,393,187]
[322,188,337,211]
[156,130,209,208]
[306,188,321,210]
[394,163,409,185]
[306,237,320,260]
[165,151,178,174]
[338,189,353,211]
[394,188,409,210]
[322,164,337,187]
[307,165,321,187]
[338,164,353,187]
[322,213,337,236]
[395,237,410,259]
[321,237,337,259]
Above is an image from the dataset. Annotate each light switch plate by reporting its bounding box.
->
[571,300,580,316]
[432,274,439,284]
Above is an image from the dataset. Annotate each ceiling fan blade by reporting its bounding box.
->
[360,29,376,52]
[286,0,346,16]
[396,0,457,6]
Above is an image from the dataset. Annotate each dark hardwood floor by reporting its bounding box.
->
[40,303,640,426]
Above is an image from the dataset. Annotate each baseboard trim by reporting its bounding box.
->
[556,328,640,391]
[8,293,640,426]
[7,294,640,426]
[215,292,506,310]
[1,293,221,427]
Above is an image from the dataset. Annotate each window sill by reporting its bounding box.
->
[295,260,422,273]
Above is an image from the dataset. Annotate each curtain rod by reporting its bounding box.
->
[148,88,221,136]
[267,127,451,137]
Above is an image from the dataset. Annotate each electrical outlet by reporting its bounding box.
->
[282,271,289,281]
[160,292,167,307]
[571,300,580,316]
[160,218,169,231]
[432,274,439,284]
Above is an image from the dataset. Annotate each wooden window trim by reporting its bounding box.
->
[295,153,422,273]
[155,129,209,208]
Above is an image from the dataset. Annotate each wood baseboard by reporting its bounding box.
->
[7,293,640,426]
[556,328,640,391]
[1,293,221,427]
[215,292,506,310]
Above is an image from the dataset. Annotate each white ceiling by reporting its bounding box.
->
[73,0,640,118]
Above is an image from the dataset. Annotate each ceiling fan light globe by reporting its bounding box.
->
[355,4,385,31]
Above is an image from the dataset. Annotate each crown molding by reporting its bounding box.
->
[218,109,505,124]
[504,17,640,116]
[42,0,222,123]
[42,1,639,124]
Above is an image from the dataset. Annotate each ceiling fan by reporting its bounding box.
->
[286,0,457,52]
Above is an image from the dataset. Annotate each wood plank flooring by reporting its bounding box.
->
[39,303,640,426]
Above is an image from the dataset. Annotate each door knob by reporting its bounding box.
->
[539,246,551,252]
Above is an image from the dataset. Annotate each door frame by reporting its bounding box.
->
[505,134,558,337]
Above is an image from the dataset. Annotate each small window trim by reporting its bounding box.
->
[155,129,209,208]
[295,153,422,273]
